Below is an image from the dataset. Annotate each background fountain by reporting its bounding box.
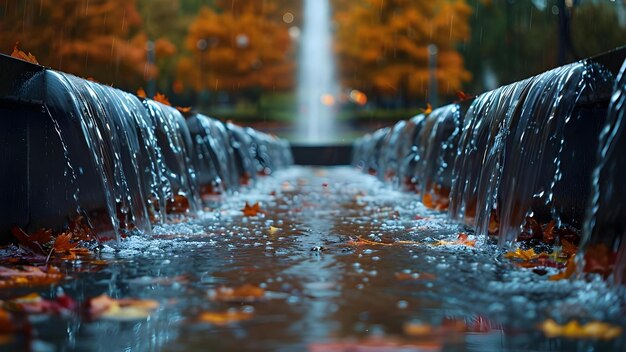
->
[296,0,339,144]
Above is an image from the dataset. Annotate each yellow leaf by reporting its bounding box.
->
[504,248,540,261]
[540,319,622,340]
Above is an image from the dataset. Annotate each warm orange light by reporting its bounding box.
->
[349,90,367,106]
[320,94,335,106]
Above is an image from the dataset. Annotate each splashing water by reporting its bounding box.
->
[297,0,339,144]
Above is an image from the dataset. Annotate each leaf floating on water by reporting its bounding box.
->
[3,293,76,315]
[504,248,542,261]
[153,92,172,106]
[10,42,38,64]
[347,236,394,247]
[136,87,147,98]
[208,284,265,303]
[0,265,63,288]
[242,202,263,217]
[540,319,622,340]
[197,309,253,325]
[87,294,159,321]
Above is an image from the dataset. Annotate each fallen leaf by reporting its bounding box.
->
[269,226,280,235]
[241,202,263,217]
[208,284,265,303]
[549,257,577,281]
[87,294,159,321]
[153,92,171,106]
[540,319,622,340]
[418,103,433,115]
[3,293,76,315]
[53,233,77,253]
[0,265,63,288]
[347,236,394,247]
[583,244,616,278]
[434,233,476,247]
[504,248,543,261]
[136,87,147,98]
[10,42,38,64]
[10,226,48,255]
[197,309,253,325]
[404,322,434,336]
[176,106,192,113]
[456,90,473,101]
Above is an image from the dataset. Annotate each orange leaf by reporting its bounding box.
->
[0,265,63,288]
[583,244,616,278]
[419,103,432,115]
[434,233,476,247]
[136,87,147,98]
[241,202,263,216]
[208,284,265,303]
[176,106,192,113]
[87,294,159,321]
[549,257,577,281]
[504,248,541,261]
[11,42,38,64]
[197,309,253,325]
[153,92,171,106]
[53,233,77,253]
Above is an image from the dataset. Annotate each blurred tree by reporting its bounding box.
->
[0,0,153,89]
[462,0,626,94]
[333,0,472,105]
[137,0,182,92]
[177,2,296,99]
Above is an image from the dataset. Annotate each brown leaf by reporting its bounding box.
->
[53,233,77,253]
[434,233,476,247]
[241,202,263,217]
[10,226,47,255]
[456,90,473,101]
[583,244,616,278]
[176,106,192,113]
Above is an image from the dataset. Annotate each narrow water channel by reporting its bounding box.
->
[5,167,625,351]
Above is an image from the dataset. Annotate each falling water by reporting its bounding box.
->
[581,59,626,285]
[297,0,339,144]
[2,58,293,241]
[354,57,618,250]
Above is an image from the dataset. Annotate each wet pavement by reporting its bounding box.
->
[3,167,626,351]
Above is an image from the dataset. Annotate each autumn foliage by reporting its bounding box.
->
[177,2,295,92]
[333,0,472,99]
[0,0,155,88]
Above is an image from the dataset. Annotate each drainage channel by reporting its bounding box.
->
[2,166,623,351]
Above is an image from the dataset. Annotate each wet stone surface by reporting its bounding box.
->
[3,167,626,351]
